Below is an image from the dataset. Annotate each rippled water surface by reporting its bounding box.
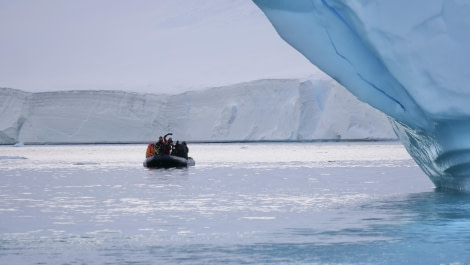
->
[1,142,469,264]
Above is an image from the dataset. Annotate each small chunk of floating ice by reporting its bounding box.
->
[13,142,24,147]
[0,156,27,160]
[73,162,100,165]
[87,229,121,235]
[177,230,193,235]
[241,216,276,220]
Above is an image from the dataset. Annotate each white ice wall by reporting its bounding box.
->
[0,79,396,144]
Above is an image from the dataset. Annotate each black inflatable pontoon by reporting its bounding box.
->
[143,154,195,168]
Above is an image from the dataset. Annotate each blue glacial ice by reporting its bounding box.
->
[253,0,470,190]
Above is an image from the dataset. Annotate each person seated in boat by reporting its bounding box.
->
[182,141,189,159]
[171,141,181,156]
[176,141,189,159]
[145,142,155,158]
[154,136,164,154]
[163,133,172,142]
[146,136,164,157]
[171,141,188,159]
[162,137,173,155]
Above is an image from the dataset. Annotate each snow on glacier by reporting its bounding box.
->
[0,79,395,144]
[253,0,470,190]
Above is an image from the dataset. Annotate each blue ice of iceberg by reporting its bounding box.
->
[253,0,470,190]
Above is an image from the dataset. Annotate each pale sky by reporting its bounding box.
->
[0,0,320,93]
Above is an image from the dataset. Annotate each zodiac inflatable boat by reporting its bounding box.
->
[143,154,195,168]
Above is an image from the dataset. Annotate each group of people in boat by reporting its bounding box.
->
[146,133,189,159]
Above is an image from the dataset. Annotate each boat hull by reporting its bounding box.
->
[143,154,195,168]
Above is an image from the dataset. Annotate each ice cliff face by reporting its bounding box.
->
[0,79,395,144]
[254,0,470,190]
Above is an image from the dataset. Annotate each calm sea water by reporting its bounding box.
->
[0,142,469,265]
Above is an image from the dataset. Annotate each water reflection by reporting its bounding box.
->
[177,190,470,264]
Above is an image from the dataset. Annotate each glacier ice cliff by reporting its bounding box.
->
[254,0,470,190]
[0,79,395,145]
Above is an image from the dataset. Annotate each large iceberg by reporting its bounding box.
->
[253,0,470,190]
[0,79,395,144]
